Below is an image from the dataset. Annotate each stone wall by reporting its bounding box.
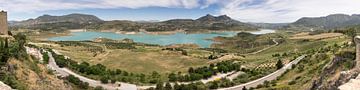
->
[0,11,8,35]
[355,36,360,69]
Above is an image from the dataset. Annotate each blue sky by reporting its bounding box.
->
[1,0,360,23]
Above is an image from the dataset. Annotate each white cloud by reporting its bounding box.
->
[0,0,209,13]
[1,0,360,23]
[219,0,360,23]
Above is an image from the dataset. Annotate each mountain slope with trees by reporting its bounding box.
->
[283,14,360,30]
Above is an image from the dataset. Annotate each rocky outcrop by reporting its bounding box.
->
[338,36,360,90]
[0,81,12,90]
[311,36,359,90]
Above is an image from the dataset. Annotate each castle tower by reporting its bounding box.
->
[0,10,8,35]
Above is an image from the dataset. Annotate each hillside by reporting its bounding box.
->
[160,14,257,31]
[0,34,71,90]
[13,14,103,26]
[284,14,360,30]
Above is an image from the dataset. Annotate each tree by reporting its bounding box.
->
[67,75,81,85]
[140,74,146,83]
[173,83,180,90]
[165,82,172,90]
[100,76,109,84]
[13,33,26,51]
[79,82,89,89]
[0,38,9,63]
[168,73,177,82]
[152,71,160,78]
[276,59,284,69]
[242,86,247,90]
[209,81,219,89]
[155,82,164,90]
[188,67,194,73]
[78,62,89,73]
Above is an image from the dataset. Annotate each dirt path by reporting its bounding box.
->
[208,39,279,64]
[243,39,279,55]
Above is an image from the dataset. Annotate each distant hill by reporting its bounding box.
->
[159,14,257,31]
[11,14,103,31]
[15,14,103,26]
[284,14,360,30]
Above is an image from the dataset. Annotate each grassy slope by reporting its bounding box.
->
[257,36,352,90]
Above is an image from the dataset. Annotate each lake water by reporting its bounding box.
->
[48,29,275,47]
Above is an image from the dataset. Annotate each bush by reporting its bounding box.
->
[95,86,104,90]
[100,76,109,84]
[288,80,296,85]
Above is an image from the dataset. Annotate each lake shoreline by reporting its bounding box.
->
[48,29,276,48]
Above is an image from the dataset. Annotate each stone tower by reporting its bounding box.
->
[0,10,8,35]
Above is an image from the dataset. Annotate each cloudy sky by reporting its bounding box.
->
[1,0,360,23]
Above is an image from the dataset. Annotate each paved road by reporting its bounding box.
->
[219,55,306,90]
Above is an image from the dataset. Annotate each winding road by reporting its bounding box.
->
[47,50,137,90]
[219,55,306,90]
[209,39,279,64]
[244,39,279,55]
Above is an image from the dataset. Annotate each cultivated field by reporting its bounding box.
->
[290,32,343,40]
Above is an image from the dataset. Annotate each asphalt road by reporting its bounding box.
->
[218,55,306,90]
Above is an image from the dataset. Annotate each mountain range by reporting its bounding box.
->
[283,14,360,30]
[11,13,360,31]
[11,14,258,31]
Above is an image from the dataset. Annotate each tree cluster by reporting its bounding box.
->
[65,75,89,89]
[169,61,240,82]
[51,51,162,84]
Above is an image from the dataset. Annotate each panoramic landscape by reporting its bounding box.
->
[1,0,360,90]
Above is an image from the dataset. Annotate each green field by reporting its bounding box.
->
[47,41,208,74]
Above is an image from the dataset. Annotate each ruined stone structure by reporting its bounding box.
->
[338,36,360,90]
[0,10,8,35]
[355,36,360,68]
